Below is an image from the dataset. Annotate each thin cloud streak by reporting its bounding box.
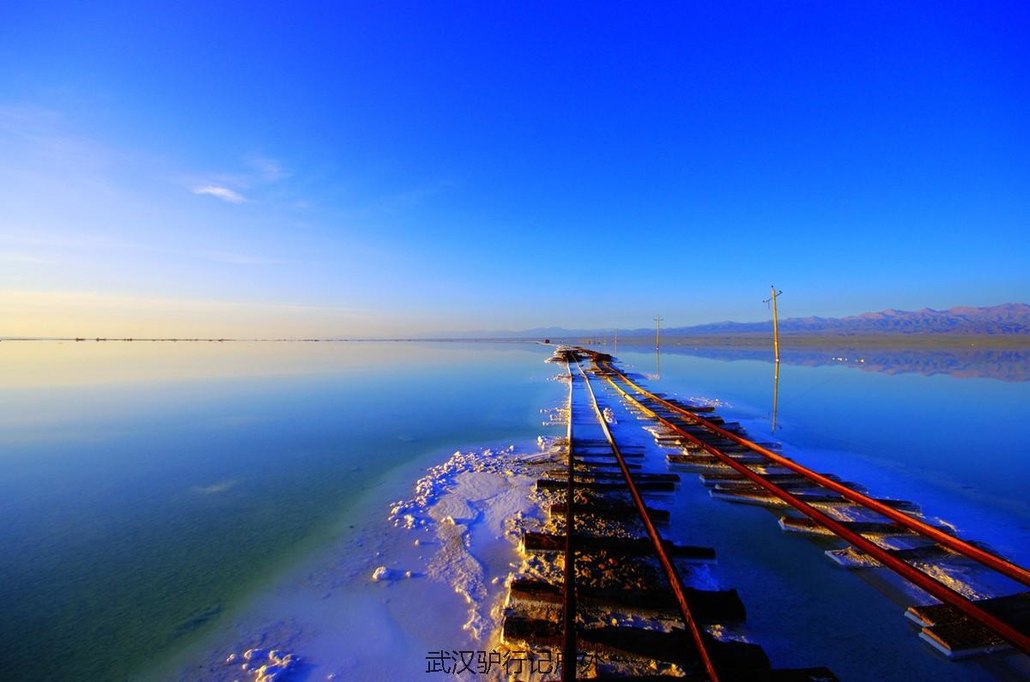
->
[248,155,288,183]
[192,185,246,203]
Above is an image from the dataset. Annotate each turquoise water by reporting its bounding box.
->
[605,348,1025,682]
[0,341,559,680]
[603,346,1029,679]
[615,346,1030,567]
[1,341,1027,680]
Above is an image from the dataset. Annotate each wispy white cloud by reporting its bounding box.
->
[192,185,246,203]
[184,156,287,205]
[248,155,288,183]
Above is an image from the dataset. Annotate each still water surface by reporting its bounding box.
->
[1,340,1027,679]
[620,345,1029,564]
[1,341,557,679]
[616,345,1029,680]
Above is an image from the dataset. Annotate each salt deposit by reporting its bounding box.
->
[158,440,557,681]
[388,445,555,640]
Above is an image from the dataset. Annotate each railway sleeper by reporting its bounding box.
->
[544,470,681,483]
[508,578,746,623]
[778,516,935,537]
[667,453,769,467]
[503,618,774,679]
[549,501,671,523]
[905,592,1029,659]
[826,542,986,568]
[699,471,838,486]
[576,459,643,471]
[538,478,677,492]
[522,531,716,561]
[710,488,920,513]
[712,480,866,494]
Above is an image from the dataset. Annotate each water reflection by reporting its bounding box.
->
[643,347,661,381]
[0,340,557,679]
[625,343,1030,383]
[0,339,543,388]
[614,345,1030,565]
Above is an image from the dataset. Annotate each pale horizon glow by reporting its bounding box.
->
[1,290,387,338]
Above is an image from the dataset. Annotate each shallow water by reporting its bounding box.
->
[610,345,1029,679]
[1,340,1027,679]
[616,345,1030,567]
[0,341,559,680]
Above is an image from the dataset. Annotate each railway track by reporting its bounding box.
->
[579,348,1030,661]
[500,348,836,680]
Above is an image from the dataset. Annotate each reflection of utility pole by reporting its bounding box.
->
[763,287,783,363]
[655,315,663,380]
[764,286,783,432]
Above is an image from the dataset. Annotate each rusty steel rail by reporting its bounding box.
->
[574,358,721,681]
[584,351,1030,655]
[562,359,577,682]
[602,358,1030,588]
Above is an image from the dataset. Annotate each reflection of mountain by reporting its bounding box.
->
[633,344,1030,383]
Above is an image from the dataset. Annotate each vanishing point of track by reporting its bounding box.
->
[539,348,836,680]
[502,346,1027,679]
[567,356,720,680]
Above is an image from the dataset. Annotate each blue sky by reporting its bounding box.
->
[1,2,1028,336]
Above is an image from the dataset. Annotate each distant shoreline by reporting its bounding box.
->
[588,333,1030,350]
[3,333,1029,348]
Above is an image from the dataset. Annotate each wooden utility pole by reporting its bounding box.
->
[614,328,618,355]
[654,314,663,351]
[763,286,784,431]
[764,286,782,363]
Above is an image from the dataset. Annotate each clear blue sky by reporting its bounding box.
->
[1,2,1028,336]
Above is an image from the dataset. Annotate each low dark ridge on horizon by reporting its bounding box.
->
[427,302,1030,339]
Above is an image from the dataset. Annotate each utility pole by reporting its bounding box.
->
[764,286,783,431]
[614,328,618,355]
[764,286,783,363]
[654,314,663,351]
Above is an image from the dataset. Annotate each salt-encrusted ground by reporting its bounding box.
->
[151,440,556,682]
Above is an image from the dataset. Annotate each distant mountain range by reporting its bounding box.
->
[663,303,1030,337]
[430,303,1030,339]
